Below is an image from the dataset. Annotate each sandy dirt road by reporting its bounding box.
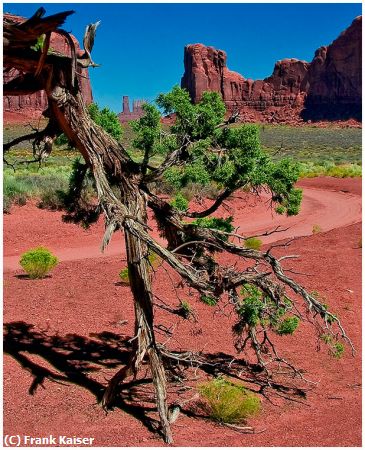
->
[4,178,361,271]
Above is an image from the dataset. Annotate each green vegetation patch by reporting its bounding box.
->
[259,125,362,166]
[119,267,130,284]
[20,247,58,279]
[198,377,260,424]
[244,237,262,250]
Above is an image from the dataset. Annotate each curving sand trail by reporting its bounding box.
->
[230,185,362,243]
[3,178,362,271]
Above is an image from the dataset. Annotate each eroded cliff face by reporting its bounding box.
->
[181,16,361,123]
[3,13,93,122]
[303,16,362,121]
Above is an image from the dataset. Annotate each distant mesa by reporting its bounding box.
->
[181,16,362,124]
[3,13,93,123]
[118,96,146,123]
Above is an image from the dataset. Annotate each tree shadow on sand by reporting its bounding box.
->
[4,321,309,439]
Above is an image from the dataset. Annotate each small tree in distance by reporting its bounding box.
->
[3,10,354,443]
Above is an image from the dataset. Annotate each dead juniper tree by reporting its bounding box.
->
[4,9,353,443]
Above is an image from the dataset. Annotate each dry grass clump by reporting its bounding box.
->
[198,377,260,424]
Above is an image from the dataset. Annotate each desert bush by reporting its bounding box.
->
[332,342,345,359]
[119,253,159,285]
[299,162,361,179]
[275,205,286,215]
[200,295,217,306]
[147,250,161,269]
[170,192,189,212]
[275,316,300,335]
[19,247,58,279]
[312,224,322,234]
[178,300,193,319]
[3,176,29,211]
[320,334,345,359]
[55,133,73,148]
[4,170,70,212]
[244,237,262,250]
[260,125,361,166]
[37,191,65,210]
[198,377,260,424]
[32,174,69,209]
[192,216,234,240]
[119,267,130,284]
[3,197,12,214]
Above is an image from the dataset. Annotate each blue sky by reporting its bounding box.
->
[4,3,362,113]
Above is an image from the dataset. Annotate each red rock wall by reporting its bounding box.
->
[303,16,362,121]
[3,14,93,122]
[181,16,361,123]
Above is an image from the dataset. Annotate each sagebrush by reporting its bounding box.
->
[198,377,260,424]
[19,247,58,279]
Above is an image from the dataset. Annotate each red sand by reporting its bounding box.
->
[3,177,362,446]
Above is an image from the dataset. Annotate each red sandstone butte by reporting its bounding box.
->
[181,16,362,124]
[118,96,146,123]
[3,13,93,123]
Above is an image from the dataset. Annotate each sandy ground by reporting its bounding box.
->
[3,177,362,271]
[3,177,362,447]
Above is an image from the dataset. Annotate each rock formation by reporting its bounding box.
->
[181,16,362,123]
[303,15,362,121]
[3,13,93,122]
[118,96,146,123]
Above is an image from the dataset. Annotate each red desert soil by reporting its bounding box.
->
[3,177,362,446]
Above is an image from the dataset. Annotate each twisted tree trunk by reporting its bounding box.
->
[101,190,172,443]
[26,56,174,441]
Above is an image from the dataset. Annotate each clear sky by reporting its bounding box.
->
[4,3,362,113]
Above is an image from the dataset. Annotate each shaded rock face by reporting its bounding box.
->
[3,13,93,122]
[303,16,362,121]
[181,17,361,123]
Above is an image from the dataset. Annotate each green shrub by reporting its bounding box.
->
[298,162,361,179]
[200,295,217,306]
[198,377,260,424]
[275,205,286,215]
[238,284,263,327]
[320,334,345,359]
[275,316,299,335]
[37,190,65,210]
[170,192,189,212]
[178,300,192,319]
[119,267,130,284]
[192,216,234,241]
[147,250,161,270]
[4,170,70,212]
[244,237,262,250]
[332,342,345,359]
[3,175,29,211]
[19,247,58,279]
